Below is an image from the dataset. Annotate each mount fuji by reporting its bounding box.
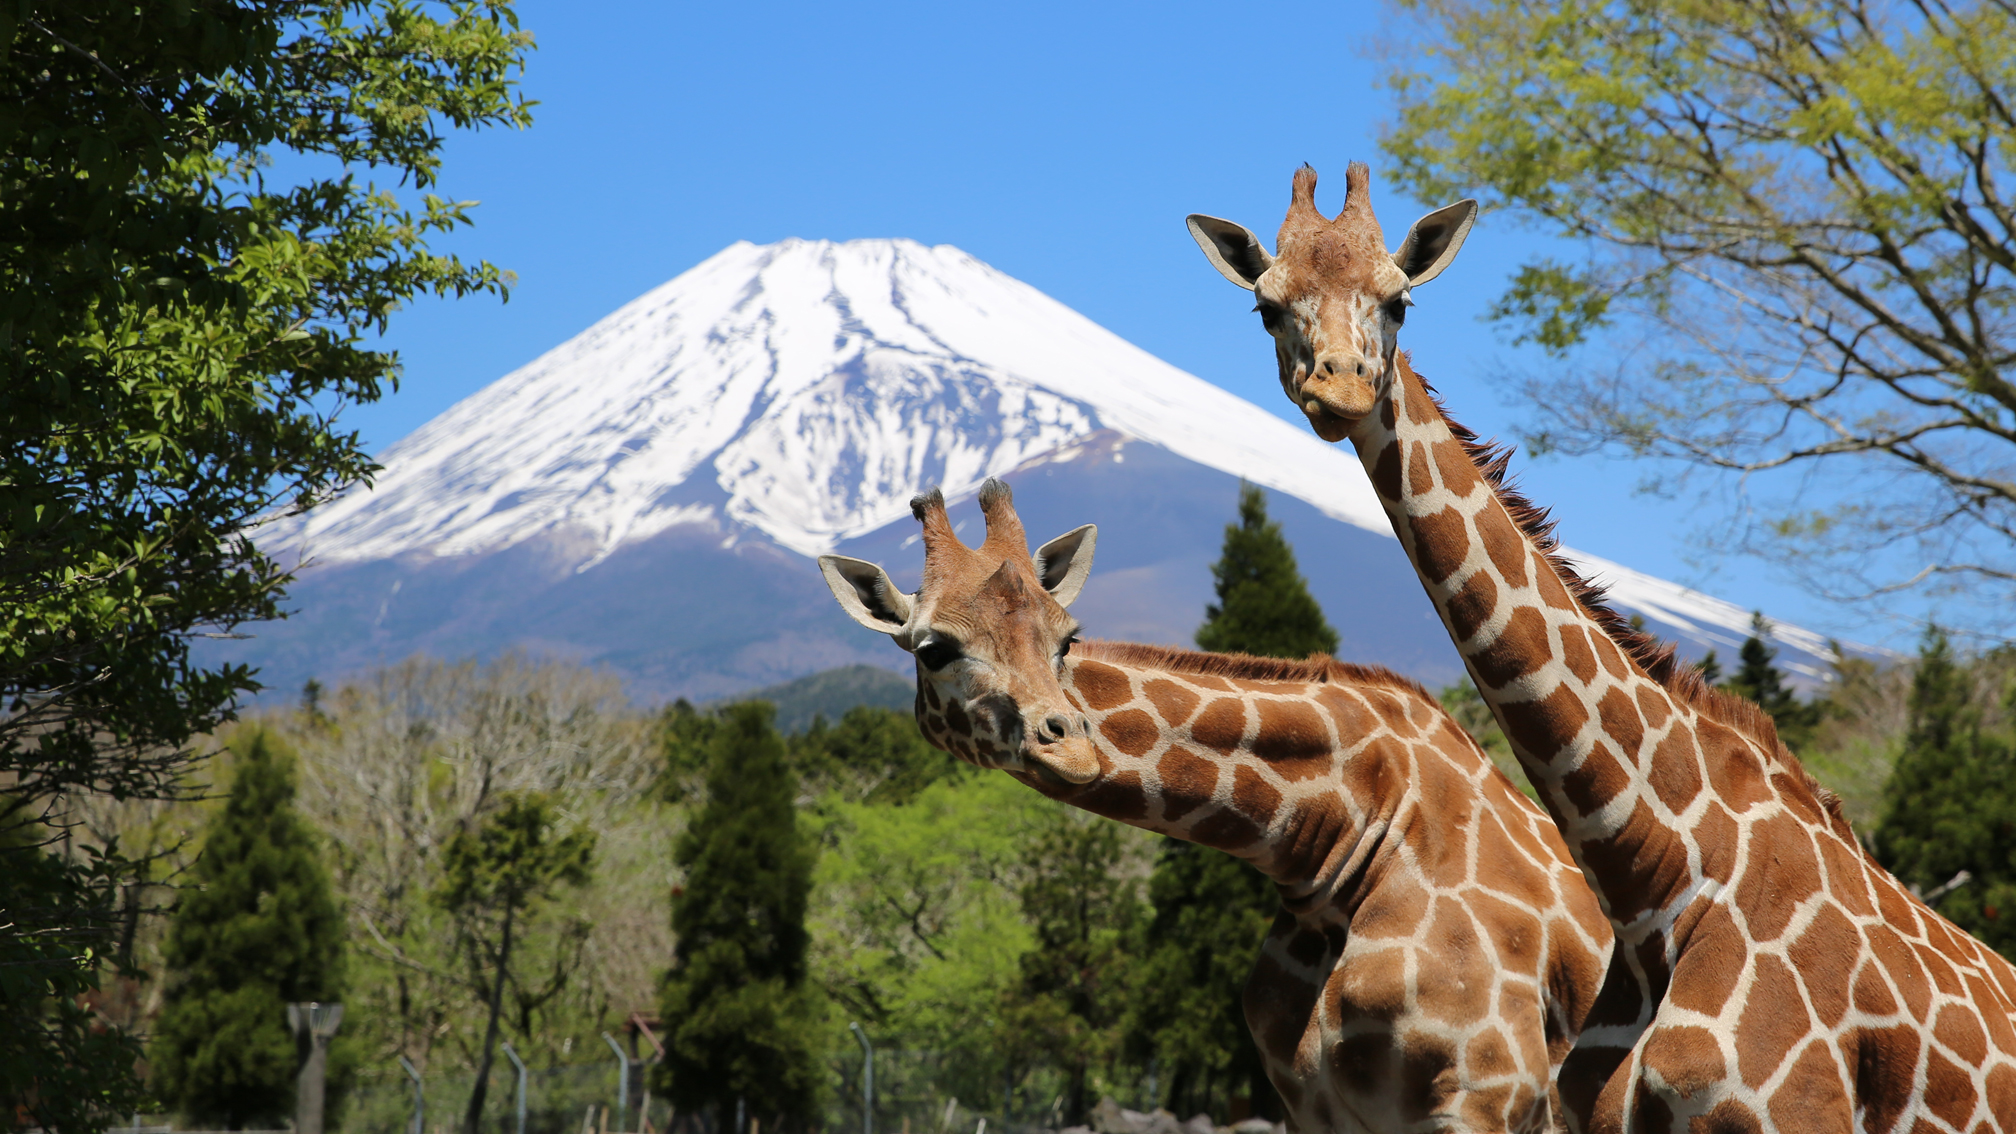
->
[229,238,1850,703]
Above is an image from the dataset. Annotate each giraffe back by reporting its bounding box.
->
[1036,642,1621,1134]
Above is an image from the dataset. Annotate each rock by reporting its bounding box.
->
[1182,1116,1214,1134]
[1230,1120,1275,1134]
[1090,1098,1137,1134]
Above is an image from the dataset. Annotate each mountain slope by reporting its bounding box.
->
[231,238,1859,702]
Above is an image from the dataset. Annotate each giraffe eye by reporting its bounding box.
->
[1253,301,1283,332]
[1384,291,1413,325]
[1059,634,1079,658]
[915,638,962,670]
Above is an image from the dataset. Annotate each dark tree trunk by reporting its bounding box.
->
[464,904,515,1134]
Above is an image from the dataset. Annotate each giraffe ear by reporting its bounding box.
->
[1033,525,1097,608]
[1393,199,1478,286]
[818,555,913,637]
[1187,215,1273,290]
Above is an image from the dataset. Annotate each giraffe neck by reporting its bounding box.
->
[1345,356,1707,926]
[1029,643,1495,913]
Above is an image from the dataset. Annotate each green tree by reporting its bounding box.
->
[0,3,531,1120]
[151,734,345,1128]
[0,822,140,1132]
[434,793,594,1134]
[1381,0,2016,619]
[1121,840,1274,1119]
[1196,484,1340,659]
[809,770,1043,1116]
[1439,675,1533,798]
[793,705,969,806]
[1875,627,2016,958]
[1001,811,1141,1125]
[1694,651,1725,686]
[1722,614,1821,753]
[659,703,822,1129]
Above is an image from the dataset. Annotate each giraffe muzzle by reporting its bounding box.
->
[1027,736,1099,785]
[1300,367,1376,441]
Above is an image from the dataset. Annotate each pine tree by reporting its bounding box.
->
[659,702,822,1129]
[1722,613,1820,751]
[1875,627,2016,958]
[1195,483,1340,659]
[152,733,345,1128]
[1121,485,1336,1119]
[1694,650,1724,685]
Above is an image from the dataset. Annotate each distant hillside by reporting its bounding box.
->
[721,664,916,734]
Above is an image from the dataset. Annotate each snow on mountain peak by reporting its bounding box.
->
[270,237,1390,567]
[265,236,1861,675]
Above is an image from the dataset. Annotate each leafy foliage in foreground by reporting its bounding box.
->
[1383,0,2016,620]
[0,3,531,1126]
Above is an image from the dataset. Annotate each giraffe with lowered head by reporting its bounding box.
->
[820,477,1616,1134]
[1187,162,2016,1134]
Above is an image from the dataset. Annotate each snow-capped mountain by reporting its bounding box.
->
[234,238,1853,702]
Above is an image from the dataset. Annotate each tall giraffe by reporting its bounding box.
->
[820,478,1616,1134]
[1187,163,2016,1133]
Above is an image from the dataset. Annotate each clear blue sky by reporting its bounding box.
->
[340,0,1913,649]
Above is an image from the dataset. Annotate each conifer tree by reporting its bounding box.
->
[1875,627,2016,958]
[152,734,345,1128]
[1124,485,1336,1118]
[1694,650,1724,685]
[1195,484,1340,659]
[659,703,822,1129]
[1722,613,1820,752]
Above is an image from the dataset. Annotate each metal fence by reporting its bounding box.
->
[332,1065,664,1134]
[134,1050,1156,1134]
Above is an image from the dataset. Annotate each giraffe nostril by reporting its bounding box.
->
[1078,715,1090,734]
[1042,715,1070,742]
[1354,359,1367,377]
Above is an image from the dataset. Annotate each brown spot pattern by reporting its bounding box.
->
[1098,708,1159,757]
[1144,678,1201,726]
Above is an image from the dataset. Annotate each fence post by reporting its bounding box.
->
[849,1022,874,1134]
[602,1031,630,1133]
[287,1003,344,1134]
[502,1042,528,1134]
[398,1056,424,1134]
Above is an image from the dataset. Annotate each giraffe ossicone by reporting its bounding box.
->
[820,477,1618,1134]
[1192,163,2016,1134]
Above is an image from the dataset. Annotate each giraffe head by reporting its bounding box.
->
[817,477,1101,785]
[1187,162,1477,442]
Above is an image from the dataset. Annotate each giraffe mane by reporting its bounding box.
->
[1400,354,1849,827]
[1076,640,1430,700]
